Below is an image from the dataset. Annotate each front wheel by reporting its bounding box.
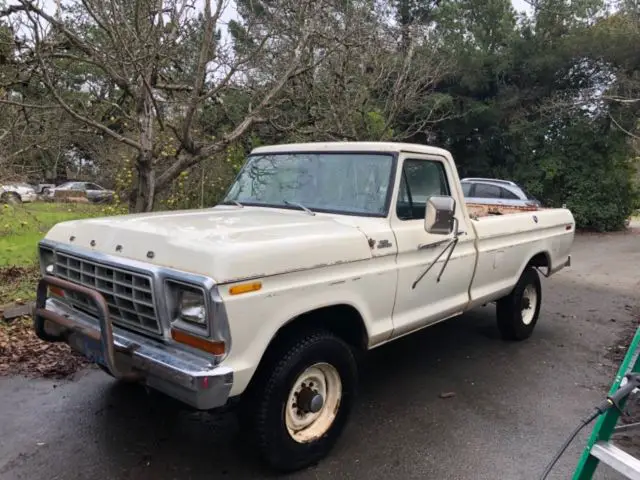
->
[1,192,21,204]
[496,267,542,341]
[241,330,357,472]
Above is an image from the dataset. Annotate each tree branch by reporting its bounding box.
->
[0,98,60,109]
[156,28,314,189]
[12,0,133,95]
[604,96,640,104]
[37,57,142,150]
[154,82,194,92]
[181,0,224,148]
[609,113,640,140]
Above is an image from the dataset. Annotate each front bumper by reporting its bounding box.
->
[34,276,233,410]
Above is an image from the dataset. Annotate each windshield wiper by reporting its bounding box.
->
[283,200,315,216]
[220,199,243,208]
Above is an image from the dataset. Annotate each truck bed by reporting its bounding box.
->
[465,205,574,309]
[466,202,540,218]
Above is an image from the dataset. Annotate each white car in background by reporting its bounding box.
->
[461,177,542,207]
[1,183,38,204]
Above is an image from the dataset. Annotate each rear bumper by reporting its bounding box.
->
[550,254,571,275]
[34,276,233,410]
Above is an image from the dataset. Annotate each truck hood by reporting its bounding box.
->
[44,206,375,283]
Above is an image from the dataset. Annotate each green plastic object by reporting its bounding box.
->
[573,326,640,479]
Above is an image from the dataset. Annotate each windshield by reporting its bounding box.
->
[224,152,395,216]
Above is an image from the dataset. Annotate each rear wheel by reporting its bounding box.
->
[1,192,21,204]
[240,330,357,472]
[496,267,541,341]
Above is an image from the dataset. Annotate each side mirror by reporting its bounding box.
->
[424,195,456,235]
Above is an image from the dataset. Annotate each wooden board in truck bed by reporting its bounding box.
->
[466,202,540,218]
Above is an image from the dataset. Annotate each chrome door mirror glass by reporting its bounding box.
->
[424,195,456,235]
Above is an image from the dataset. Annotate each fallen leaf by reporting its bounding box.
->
[0,317,87,379]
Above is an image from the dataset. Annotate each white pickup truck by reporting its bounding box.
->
[34,142,574,471]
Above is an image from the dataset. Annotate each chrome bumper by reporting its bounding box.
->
[34,276,233,410]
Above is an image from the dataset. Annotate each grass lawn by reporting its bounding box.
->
[0,202,103,266]
[0,202,104,305]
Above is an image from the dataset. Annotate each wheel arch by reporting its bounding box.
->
[242,303,368,395]
[522,250,550,277]
[0,191,21,204]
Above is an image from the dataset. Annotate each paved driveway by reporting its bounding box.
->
[1,230,639,480]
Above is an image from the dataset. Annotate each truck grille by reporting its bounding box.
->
[53,252,161,335]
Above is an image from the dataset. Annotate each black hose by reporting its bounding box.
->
[539,374,640,480]
[538,409,601,480]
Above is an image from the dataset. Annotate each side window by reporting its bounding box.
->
[500,187,519,199]
[396,159,450,220]
[473,183,501,198]
[461,183,472,197]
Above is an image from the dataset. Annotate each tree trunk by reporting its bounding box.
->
[131,78,156,213]
[398,0,412,54]
[132,153,155,212]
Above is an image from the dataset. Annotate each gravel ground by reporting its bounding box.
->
[0,229,639,480]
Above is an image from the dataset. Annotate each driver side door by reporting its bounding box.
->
[390,153,477,338]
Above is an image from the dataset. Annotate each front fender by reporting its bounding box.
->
[218,259,397,397]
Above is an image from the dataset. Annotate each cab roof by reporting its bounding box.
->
[250,141,452,158]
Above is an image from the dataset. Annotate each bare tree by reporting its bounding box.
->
[244,1,453,142]
[1,0,455,208]
[1,0,355,211]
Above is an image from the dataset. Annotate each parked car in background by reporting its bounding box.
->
[46,181,115,203]
[461,177,542,207]
[1,183,38,204]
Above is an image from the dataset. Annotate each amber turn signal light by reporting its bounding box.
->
[49,285,65,297]
[171,329,225,355]
[229,281,262,296]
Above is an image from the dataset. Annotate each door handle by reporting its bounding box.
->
[418,239,449,250]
